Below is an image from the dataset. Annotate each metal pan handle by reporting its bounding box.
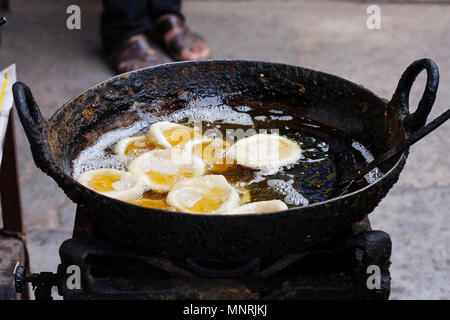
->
[12,82,52,174]
[391,58,439,133]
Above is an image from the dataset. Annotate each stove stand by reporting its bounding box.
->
[15,207,391,300]
[55,208,391,300]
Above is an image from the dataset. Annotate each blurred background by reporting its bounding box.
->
[0,0,448,299]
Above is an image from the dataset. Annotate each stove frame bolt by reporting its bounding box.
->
[14,264,64,300]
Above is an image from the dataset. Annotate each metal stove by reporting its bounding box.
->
[16,206,392,300]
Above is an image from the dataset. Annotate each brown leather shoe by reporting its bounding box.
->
[152,14,212,61]
[108,34,163,74]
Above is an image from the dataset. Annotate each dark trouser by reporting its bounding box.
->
[101,0,183,53]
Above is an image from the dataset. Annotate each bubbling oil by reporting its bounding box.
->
[73,96,378,210]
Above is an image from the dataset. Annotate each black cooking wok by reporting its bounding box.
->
[12,59,446,261]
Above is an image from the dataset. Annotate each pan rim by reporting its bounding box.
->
[56,59,388,122]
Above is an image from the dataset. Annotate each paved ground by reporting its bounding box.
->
[0,0,448,299]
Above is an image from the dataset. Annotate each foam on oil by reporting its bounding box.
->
[73,121,147,177]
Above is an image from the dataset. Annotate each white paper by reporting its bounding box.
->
[0,64,17,167]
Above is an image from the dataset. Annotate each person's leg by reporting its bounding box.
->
[101,0,150,53]
[147,0,184,23]
[148,0,211,61]
[101,0,163,74]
